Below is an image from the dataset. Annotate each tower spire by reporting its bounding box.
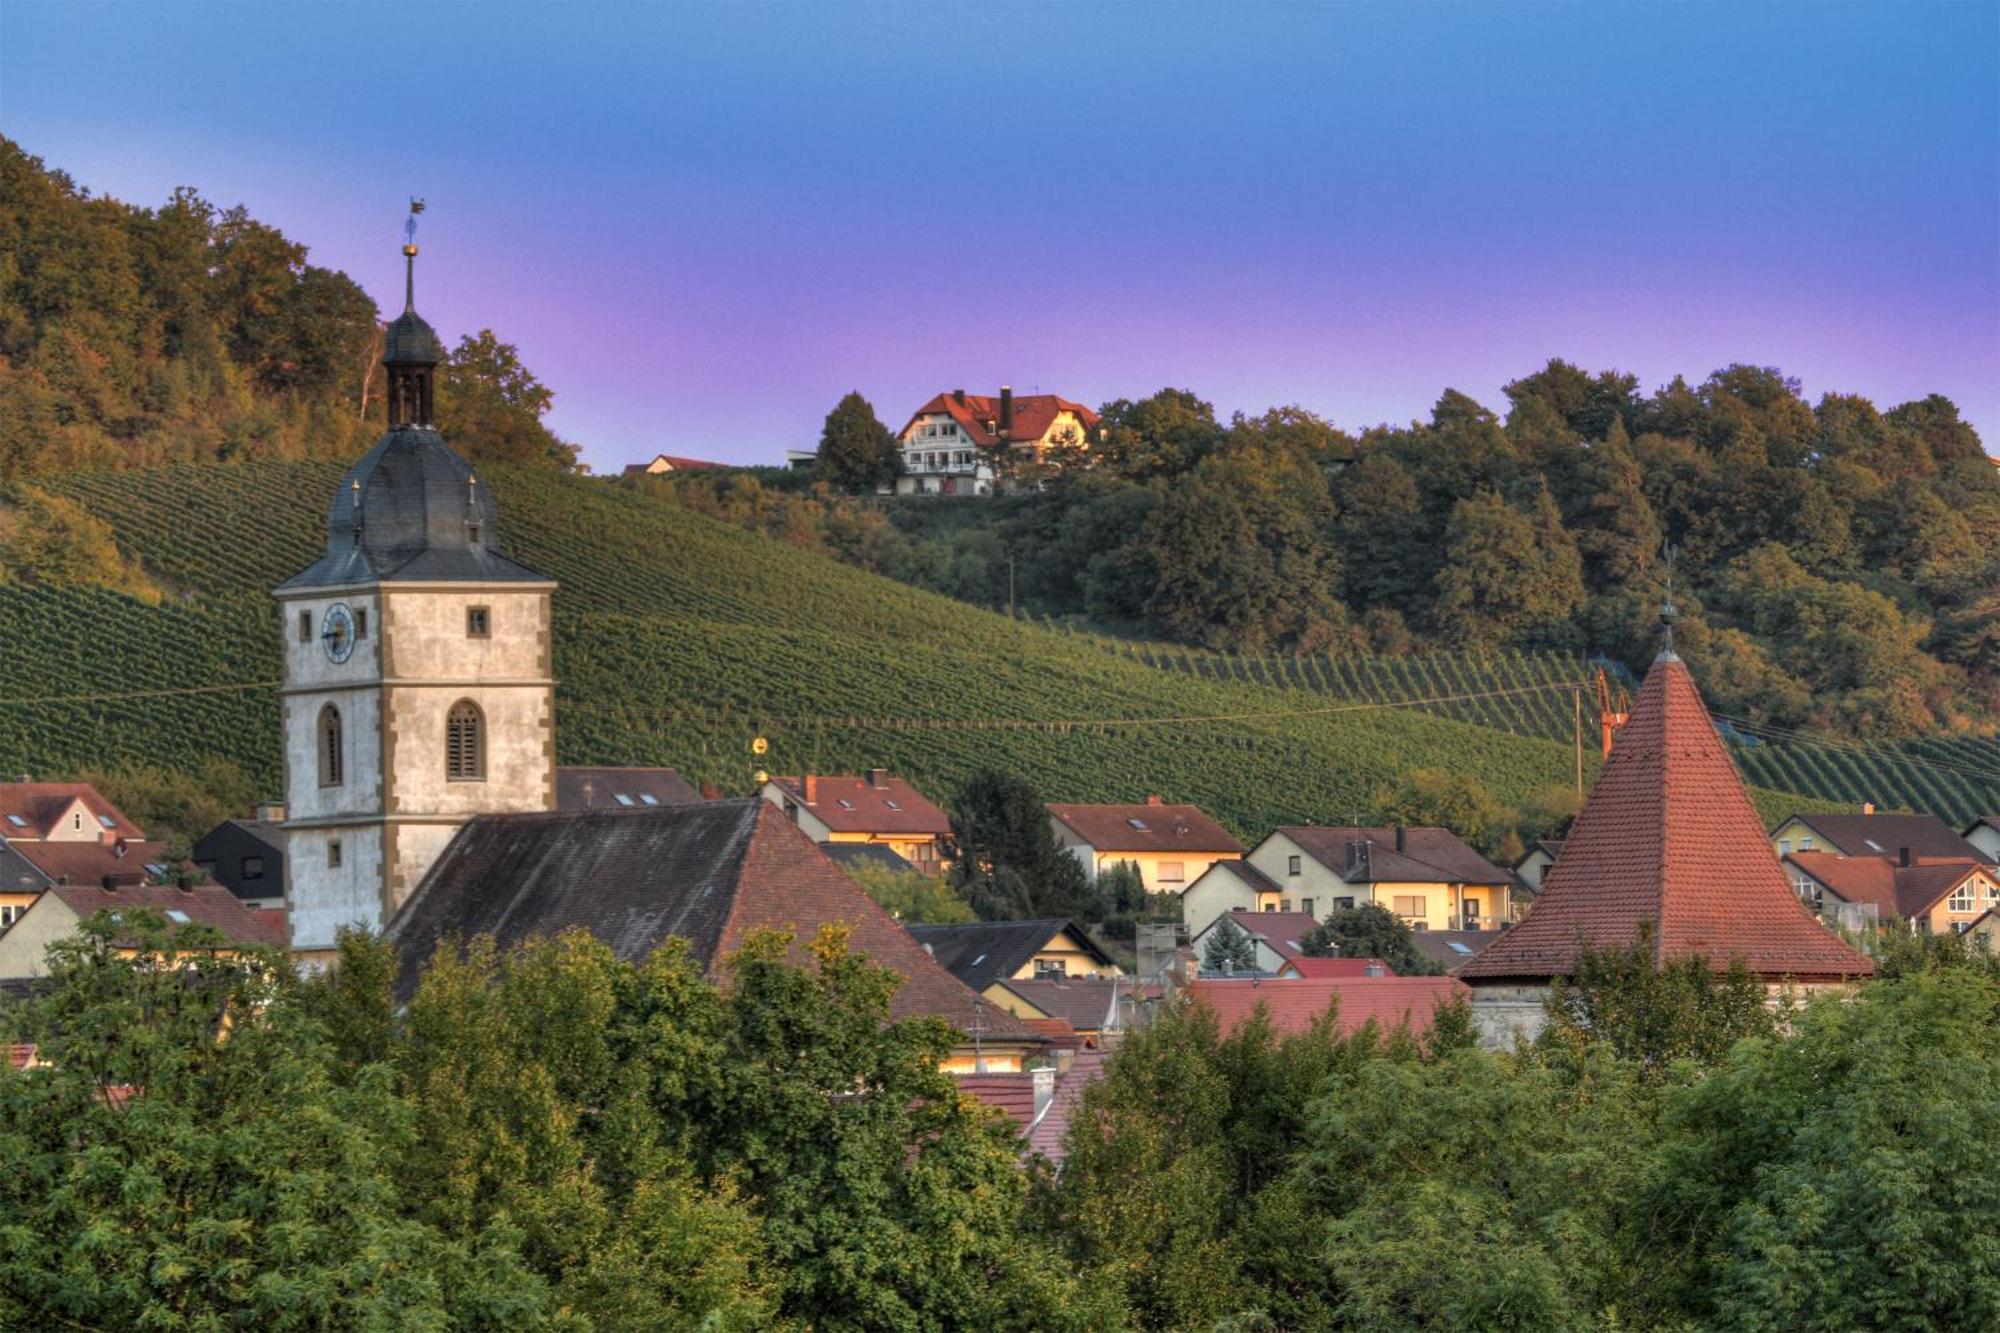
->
[382,198,441,430]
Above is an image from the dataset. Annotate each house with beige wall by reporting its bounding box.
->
[760,770,952,872]
[894,387,1100,497]
[1202,825,1514,936]
[1785,850,2000,935]
[0,882,287,981]
[1048,797,1243,896]
[1964,817,2000,863]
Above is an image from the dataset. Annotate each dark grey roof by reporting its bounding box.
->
[1413,929,1508,970]
[1786,813,1991,865]
[383,309,444,365]
[1188,858,1280,895]
[905,918,1112,992]
[276,428,550,591]
[389,800,762,1000]
[818,842,914,873]
[993,976,1121,1030]
[555,767,703,811]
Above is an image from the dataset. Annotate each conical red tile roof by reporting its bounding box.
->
[1458,654,1872,983]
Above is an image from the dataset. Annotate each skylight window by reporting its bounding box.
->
[614,793,635,807]
[4,815,26,828]
[1447,941,1474,955]
[1863,839,1883,851]
[1126,818,1149,831]
[165,909,190,924]
[98,815,119,829]
[884,800,901,811]
[639,793,659,806]
[837,798,855,810]
[145,863,169,876]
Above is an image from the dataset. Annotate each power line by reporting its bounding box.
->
[0,681,283,707]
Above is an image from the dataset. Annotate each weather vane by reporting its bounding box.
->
[404,197,425,255]
[401,197,426,311]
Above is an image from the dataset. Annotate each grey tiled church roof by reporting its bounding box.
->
[276,427,550,590]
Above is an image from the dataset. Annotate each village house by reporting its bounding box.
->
[1512,838,1563,892]
[0,781,170,927]
[1188,908,1324,974]
[908,918,1120,992]
[1046,796,1243,895]
[759,770,952,872]
[1456,637,1873,1047]
[1767,809,1989,864]
[893,387,1099,496]
[1965,907,2000,953]
[386,798,1046,1073]
[1784,849,2000,934]
[0,881,289,981]
[1182,824,1515,938]
[1963,816,2000,863]
[191,806,289,909]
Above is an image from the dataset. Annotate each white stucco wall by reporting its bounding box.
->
[0,898,80,978]
[1967,824,2000,862]
[284,825,383,954]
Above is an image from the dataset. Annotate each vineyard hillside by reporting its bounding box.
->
[4,462,1852,840]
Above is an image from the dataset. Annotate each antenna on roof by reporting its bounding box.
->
[1659,542,1680,660]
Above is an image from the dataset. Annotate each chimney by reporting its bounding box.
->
[1364,963,1386,977]
[953,387,966,406]
[699,782,722,801]
[1862,801,1876,815]
[113,839,128,860]
[1145,794,1164,806]
[867,768,888,790]
[1394,825,1406,852]
[802,774,818,804]
[101,874,118,891]
[1032,1065,1056,1122]
[176,874,194,894]
[254,801,286,822]
[999,385,1013,437]
[1899,846,1913,867]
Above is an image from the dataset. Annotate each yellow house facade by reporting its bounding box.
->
[1047,799,1244,897]
[1244,826,1515,933]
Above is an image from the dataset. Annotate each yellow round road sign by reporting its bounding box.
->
[751,736,769,756]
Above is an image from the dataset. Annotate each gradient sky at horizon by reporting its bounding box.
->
[4,1,1995,469]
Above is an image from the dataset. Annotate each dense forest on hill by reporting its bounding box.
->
[0,136,574,478]
[658,373,2000,743]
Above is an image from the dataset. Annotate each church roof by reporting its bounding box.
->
[276,428,550,590]
[385,799,1039,1042]
[1457,654,1873,984]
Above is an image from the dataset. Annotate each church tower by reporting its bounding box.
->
[273,211,556,963]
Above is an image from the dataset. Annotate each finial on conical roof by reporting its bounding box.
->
[401,198,425,312]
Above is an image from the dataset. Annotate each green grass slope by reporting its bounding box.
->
[4,461,1836,837]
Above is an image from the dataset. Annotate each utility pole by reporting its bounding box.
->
[1573,687,1584,799]
[1007,555,1016,616]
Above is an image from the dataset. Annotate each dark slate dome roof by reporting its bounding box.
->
[276,428,551,590]
[383,309,445,365]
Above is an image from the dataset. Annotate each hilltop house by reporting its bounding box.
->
[894,387,1099,496]
[621,454,726,477]
[1046,797,1243,895]
[1457,643,1872,1046]
[386,799,1046,1073]
[759,771,952,872]
[1183,825,1514,938]
[1784,850,2000,934]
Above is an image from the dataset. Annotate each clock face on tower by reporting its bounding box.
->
[321,602,356,663]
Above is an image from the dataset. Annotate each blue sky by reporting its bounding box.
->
[4,1,1995,468]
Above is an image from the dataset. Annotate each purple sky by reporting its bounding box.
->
[4,2,1996,470]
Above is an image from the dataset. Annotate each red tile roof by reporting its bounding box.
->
[767,773,951,836]
[1022,1016,1086,1051]
[0,782,144,841]
[1188,976,1468,1038]
[956,1074,1041,1133]
[1283,955,1394,978]
[1047,801,1243,855]
[46,883,290,951]
[897,392,1100,450]
[1787,852,1991,920]
[10,840,171,888]
[622,454,728,475]
[1458,654,1873,982]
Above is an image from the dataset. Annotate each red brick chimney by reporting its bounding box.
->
[867,768,888,790]
[999,385,1014,437]
[1145,794,1164,806]
[802,774,818,804]
[1899,846,1913,867]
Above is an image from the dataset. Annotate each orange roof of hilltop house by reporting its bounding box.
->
[1046,799,1243,855]
[621,454,729,476]
[1188,976,1467,1039]
[1457,650,1873,984]
[766,772,951,836]
[1785,851,1991,922]
[898,391,1100,449]
[0,782,145,841]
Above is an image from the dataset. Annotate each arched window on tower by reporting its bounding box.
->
[318,705,344,787]
[446,699,485,782]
